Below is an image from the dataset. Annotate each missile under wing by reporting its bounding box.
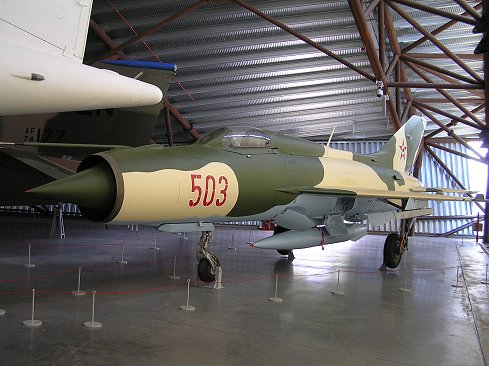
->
[28,116,483,282]
[0,0,163,115]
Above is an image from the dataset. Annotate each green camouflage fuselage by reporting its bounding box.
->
[60,125,419,228]
[28,117,427,231]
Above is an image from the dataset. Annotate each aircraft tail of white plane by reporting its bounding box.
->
[0,0,93,62]
[0,1,171,116]
[372,116,426,173]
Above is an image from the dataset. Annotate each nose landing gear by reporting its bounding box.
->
[196,231,220,282]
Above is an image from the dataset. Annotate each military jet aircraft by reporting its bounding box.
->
[28,115,482,282]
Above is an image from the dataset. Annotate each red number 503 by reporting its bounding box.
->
[188,174,228,207]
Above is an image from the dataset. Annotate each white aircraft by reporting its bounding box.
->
[0,0,163,116]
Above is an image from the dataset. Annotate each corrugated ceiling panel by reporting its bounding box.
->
[88,0,482,142]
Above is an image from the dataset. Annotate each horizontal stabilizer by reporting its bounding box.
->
[101,60,177,72]
[282,186,484,203]
[410,187,478,194]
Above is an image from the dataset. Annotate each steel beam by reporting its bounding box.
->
[425,145,484,211]
[439,220,477,237]
[348,0,384,79]
[413,138,424,178]
[452,0,482,20]
[364,0,381,18]
[406,53,483,60]
[415,104,485,159]
[414,101,481,130]
[389,0,477,25]
[379,1,386,71]
[387,82,483,90]
[95,0,209,62]
[395,61,401,119]
[402,3,483,53]
[401,54,481,85]
[384,5,414,112]
[229,0,375,82]
[387,0,483,83]
[384,54,400,79]
[89,19,126,59]
[163,100,201,141]
[164,107,174,146]
[406,63,485,99]
[429,137,483,143]
[425,144,473,190]
[404,61,484,126]
[414,98,484,104]
[400,100,412,124]
[348,0,400,130]
[426,141,487,164]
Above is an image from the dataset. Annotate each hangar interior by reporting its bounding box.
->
[0,0,488,365]
[4,0,487,236]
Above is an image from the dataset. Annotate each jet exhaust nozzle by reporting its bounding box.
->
[27,153,123,222]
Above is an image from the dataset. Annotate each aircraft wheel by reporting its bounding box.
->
[276,249,291,256]
[198,258,215,282]
[383,233,403,268]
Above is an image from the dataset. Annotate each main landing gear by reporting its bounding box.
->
[382,218,413,269]
[196,231,220,282]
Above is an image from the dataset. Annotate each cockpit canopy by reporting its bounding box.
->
[221,127,271,148]
[199,125,324,157]
[200,127,271,149]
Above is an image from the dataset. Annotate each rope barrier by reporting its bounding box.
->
[0,268,76,284]
[0,281,188,296]
[0,260,483,291]
[0,238,486,299]
[0,252,194,284]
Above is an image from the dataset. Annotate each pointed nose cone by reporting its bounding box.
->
[27,164,118,222]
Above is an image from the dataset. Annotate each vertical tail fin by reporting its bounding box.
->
[0,0,93,61]
[372,116,426,172]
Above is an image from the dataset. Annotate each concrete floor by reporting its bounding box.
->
[0,215,487,366]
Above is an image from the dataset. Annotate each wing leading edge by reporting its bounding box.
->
[278,186,484,202]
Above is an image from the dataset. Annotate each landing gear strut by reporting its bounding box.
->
[382,218,413,269]
[196,231,220,282]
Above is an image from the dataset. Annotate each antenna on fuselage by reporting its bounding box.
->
[326,126,336,148]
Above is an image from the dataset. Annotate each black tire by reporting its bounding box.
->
[198,258,215,282]
[383,233,403,268]
[274,226,291,256]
